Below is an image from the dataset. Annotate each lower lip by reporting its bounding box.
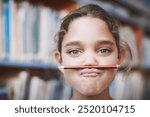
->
[81,73,99,77]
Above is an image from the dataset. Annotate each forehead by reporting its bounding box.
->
[68,16,108,34]
[62,16,116,46]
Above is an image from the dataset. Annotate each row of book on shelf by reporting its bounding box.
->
[111,71,144,100]
[0,0,68,64]
[143,36,150,68]
[0,70,147,100]
[0,0,150,68]
[0,71,72,100]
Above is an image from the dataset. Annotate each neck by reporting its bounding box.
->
[70,88,112,100]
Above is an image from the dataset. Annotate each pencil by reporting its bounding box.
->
[58,65,119,69]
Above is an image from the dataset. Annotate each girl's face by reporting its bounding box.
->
[55,17,119,96]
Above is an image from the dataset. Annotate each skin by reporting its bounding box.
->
[55,17,122,100]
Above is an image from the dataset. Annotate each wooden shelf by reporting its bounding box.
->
[112,0,150,18]
[16,0,78,11]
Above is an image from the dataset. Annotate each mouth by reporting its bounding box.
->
[79,68,104,78]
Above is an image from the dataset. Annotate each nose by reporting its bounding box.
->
[82,50,98,66]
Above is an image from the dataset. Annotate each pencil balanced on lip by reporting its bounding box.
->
[58,65,119,69]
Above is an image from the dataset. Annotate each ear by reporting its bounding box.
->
[118,45,132,69]
[118,47,126,66]
[117,40,132,72]
[54,50,62,64]
[53,50,64,73]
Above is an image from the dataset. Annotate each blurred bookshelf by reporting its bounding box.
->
[113,0,150,17]
[0,0,74,100]
[0,60,57,69]
[107,0,150,34]
[0,0,150,99]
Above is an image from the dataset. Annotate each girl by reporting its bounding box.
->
[54,4,132,100]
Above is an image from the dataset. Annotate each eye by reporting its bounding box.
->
[97,48,112,56]
[67,49,82,57]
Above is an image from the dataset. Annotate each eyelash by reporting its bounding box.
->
[67,49,83,57]
[66,48,112,57]
[97,48,112,56]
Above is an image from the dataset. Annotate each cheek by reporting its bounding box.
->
[63,70,80,89]
[63,70,73,78]
[61,53,69,65]
[61,53,80,65]
[96,70,116,93]
[95,58,118,67]
[63,70,77,80]
[104,70,117,81]
[100,52,118,65]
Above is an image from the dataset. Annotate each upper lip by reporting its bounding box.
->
[79,68,104,75]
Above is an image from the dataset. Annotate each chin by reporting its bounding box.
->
[80,87,103,96]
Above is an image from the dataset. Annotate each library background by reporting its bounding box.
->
[0,0,150,100]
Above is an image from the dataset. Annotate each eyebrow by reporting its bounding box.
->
[96,40,114,46]
[63,40,115,48]
[64,41,82,48]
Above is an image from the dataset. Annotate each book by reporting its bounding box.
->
[30,6,40,61]
[38,6,61,64]
[0,0,5,60]
[3,0,11,60]
[0,0,63,65]
[5,71,29,99]
[111,71,144,100]
[0,87,7,100]
[60,82,72,100]
[28,76,63,100]
[9,0,17,61]
[28,76,40,100]
[142,36,150,68]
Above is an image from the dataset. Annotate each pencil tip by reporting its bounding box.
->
[117,64,119,68]
[58,66,64,69]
